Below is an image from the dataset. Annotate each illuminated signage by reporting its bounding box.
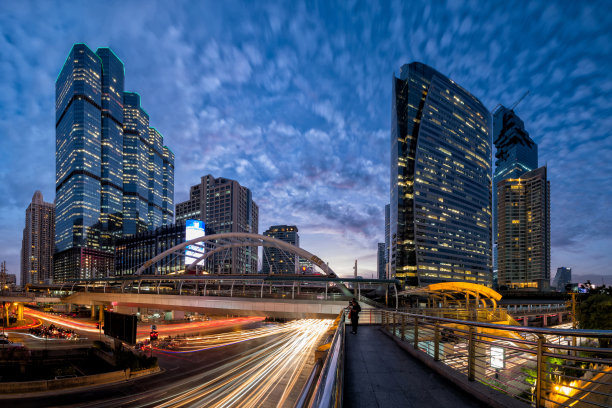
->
[490,346,505,369]
[185,219,205,265]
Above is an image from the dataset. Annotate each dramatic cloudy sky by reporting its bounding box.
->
[1,1,611,283]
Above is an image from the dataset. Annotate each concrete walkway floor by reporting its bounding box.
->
[344,325,483,408]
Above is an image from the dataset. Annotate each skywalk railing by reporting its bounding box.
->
[295,310,345,408]
[378,309,612,408]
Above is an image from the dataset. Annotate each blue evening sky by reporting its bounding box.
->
[1,1,611,284]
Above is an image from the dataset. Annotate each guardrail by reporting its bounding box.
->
[295,310,345,408]
[378,309,612,408]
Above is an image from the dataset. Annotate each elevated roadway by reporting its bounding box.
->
[62,291,375,319]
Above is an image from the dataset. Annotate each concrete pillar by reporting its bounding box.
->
[543,315,548,327]
[558,312,563,323]
[90,304,96,319]
[523,316,529,327]
[67,303,72,313]
[173,310,185,320]
[99,305,104,322]
[17,303,24,322]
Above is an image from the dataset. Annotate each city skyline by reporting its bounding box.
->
[1,1,611,283]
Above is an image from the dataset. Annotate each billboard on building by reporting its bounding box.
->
[185,219,205,266]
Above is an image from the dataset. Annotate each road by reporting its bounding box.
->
[1,311,332,407]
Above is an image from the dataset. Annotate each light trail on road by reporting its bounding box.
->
[155,319,322,353]
[140,319,332,408]
[25,308,99,333]
[23,308,265,338]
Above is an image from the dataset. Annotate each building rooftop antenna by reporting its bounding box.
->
[510,90,530,111]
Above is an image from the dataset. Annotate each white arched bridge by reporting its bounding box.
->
[137,232,337,277]
[54,233,398,318]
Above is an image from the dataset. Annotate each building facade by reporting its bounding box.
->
[176,175,259,274]
[262,225,299,274]
[390,62,492,287]
[552,267,572,292]
[54,43,174,282]
[21,191,55,285]
[377,242,386,280]
[497,166,550,290]
[115,222,185,276]
[492,105,538,287]
[384,203,390,279]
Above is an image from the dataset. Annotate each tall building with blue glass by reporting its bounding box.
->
[54,43,174,282]
[492,106,538,286]
[493,106,550,290]
[390,62,492,287]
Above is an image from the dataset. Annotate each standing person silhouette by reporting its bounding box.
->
[350,298,361,334]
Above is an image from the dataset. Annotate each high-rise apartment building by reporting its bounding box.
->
[390,62,492,287]
[492,106,538,286]
[21,191,55,285]
[497,166,550,290]
[176,175,258,274]
[262,225,299,274]
[54,43,174,282]
[552,267,572,292]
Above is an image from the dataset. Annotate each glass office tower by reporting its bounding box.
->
[123,92,151,236]
[493,106,538,183]
[54,43,174,282]
[97,48,125,251]
[492,106,538,286]
[55,44,103,253]
[390,62,492,287]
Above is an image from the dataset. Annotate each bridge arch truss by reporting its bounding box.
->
[136,232,337,277]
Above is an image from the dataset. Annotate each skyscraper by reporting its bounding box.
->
[54,44,174,282]
[390,62,492,287]
[262,225,299,274]
[384,203,390,278]
[176,175,259,274]
[377,242,386,280]
[21,191,55,285]
[493,107,538,182]
[552,267,572,292]
[497,167,550,290]
[492,105,538,286]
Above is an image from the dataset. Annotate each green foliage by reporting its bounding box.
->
[577,294,612,330]
[576,293,612,347]
[521,366,537,385]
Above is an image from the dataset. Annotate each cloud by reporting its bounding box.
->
[1,0,611,280]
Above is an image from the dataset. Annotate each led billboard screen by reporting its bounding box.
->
[185,219,205,266]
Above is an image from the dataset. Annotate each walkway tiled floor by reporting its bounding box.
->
[344,326,482,408]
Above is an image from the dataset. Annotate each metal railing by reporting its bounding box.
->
[296,311,345,408]
[378,309,612,407]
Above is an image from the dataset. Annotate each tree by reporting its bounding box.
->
[576,293,612,347]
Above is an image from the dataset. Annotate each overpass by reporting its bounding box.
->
[63,291,369,319]
[57,275,397,319]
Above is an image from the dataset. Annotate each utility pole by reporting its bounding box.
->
[353,260,357,279]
